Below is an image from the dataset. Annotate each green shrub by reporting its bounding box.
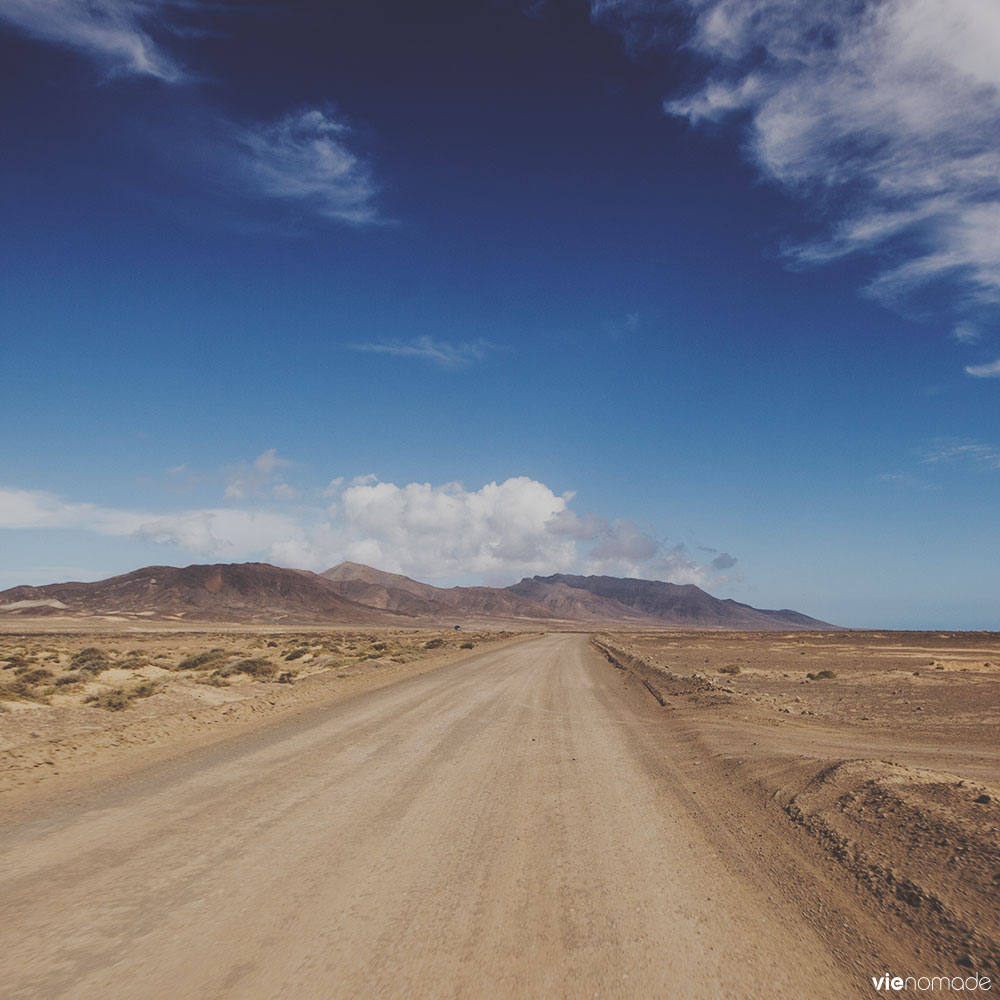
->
[460,642,475,649]
[423,638,444,650]
[284,648,307,661]
[277,671,295,684]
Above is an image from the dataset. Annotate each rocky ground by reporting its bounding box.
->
[593,630,1000,980]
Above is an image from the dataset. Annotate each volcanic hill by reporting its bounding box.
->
[0,562,836,628]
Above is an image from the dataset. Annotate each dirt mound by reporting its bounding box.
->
[781,759,1000,976]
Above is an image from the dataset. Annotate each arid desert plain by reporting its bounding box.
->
[1,621,997,999]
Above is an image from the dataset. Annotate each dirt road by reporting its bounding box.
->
[1,633,873,999]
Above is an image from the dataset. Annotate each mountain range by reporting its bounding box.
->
[0,561,836,629]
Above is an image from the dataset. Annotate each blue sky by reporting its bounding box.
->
[1,0,998,628]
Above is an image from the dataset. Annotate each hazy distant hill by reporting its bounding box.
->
[320,562,554,620]
[508,573,835,629]
[0,561,835,628]
[502,577,660,623]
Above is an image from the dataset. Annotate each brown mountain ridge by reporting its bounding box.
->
[0,561,837,629]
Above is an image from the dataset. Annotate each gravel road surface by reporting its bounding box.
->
[1,633,868,999]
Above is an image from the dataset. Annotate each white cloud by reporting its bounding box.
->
[0,474,738,589]
[0,487,147,535]
[335,476,577,580]
[347,337,493,369]
[0,0,186,81]
[0,8,387,229]
[965,358,1000,378]
[133,508,306,557]
[237,108,380,226]
[596,0,1000,324]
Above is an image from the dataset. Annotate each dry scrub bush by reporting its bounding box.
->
[3,654,34,671]
[85,680,159,711]
[0,677,49,703]
[215,657,277,680]
[70,647,112,673]
[177,649,230,671]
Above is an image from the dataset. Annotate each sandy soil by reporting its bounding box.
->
[0,626,528,806]
[594,630,1000,981]
[1,630,996,998]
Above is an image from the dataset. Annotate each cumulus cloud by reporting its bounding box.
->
[595,0,1000,328]
[333,476,578,580]
[237,109,380,226]
[0,0,186,81]
[965,359,1000,378]
[0,473,739,589]
[346,337,493,369]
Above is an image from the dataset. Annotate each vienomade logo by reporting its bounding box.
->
[872,973,992,992]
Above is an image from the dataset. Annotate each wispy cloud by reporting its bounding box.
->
[236,109,381,226]
[595,0,1000,329]
[965,359,1000,378]
[875,472,935,491]
[347,336,493,369]
[0,0,187,81]
[922,438,1000,471]
[952,323,981,344]
[606,312,640,338]
[222,449,296,502]
[0,6,386,228]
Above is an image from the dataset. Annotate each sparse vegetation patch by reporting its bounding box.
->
[70,647,112,673]
[85,680,160,711]
[177,649,231,671]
